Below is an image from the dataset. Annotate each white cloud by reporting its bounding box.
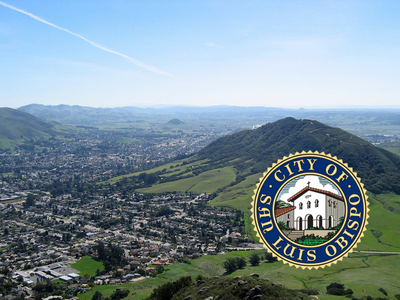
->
[279,175,339,202]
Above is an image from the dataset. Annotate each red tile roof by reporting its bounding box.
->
[275,206,296,217]
[287,186,343,202]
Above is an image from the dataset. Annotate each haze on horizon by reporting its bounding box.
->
[1,1,400,109]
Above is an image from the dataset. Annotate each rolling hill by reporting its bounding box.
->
[0,107,69,149]
[197,117,400,195]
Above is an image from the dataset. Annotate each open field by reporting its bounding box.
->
[72,256,104,277]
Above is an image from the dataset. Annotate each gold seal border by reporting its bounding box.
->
[250,150,369,270]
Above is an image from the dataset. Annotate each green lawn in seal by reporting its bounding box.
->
[71,256,104,277]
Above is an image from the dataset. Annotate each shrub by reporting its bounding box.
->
[379,287,388,296]
[110,289,130,300]
[249,253,260,266]
[235,257,247,269]
[148,276,192,300]
[222,257,247,273]
[326,282,353,296]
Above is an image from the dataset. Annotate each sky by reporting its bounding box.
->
[1,0,400,109]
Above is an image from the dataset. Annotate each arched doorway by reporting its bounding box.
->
[307,215,313,229]
[316,215,323,228]
[297,217,303,230]
[329,216,333,228]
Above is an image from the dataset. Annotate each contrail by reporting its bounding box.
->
[0,1,173,77]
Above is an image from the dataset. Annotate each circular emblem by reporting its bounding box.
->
[251,151,369,269]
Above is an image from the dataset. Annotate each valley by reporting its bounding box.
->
[1,105,400,299]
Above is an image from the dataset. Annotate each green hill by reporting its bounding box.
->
[167,118,185,125]
[197,117,400,195]
[0,107,68,149]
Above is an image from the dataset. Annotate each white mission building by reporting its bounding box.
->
[276,184,345,231]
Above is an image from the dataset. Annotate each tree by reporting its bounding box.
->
[249,253,260,266]
[222,257,247,273]
[265,252,277,263]
[379,288,388,296]
[92,291,104,300]
[25,193,36,207]
[155,265,165,274]
[235,257,247,269]
[326,282,353,296]
[223,258,237,273]
[110,289,130,300]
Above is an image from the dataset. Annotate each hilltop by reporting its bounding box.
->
[197,117,400,194]
[0,107,69,149]
[167,118,185,125]
[146,275,314,300]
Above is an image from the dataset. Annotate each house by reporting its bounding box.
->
[285,185,345,230]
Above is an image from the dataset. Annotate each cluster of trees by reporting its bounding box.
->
[223,257,247,273]
[326,282,353,296]
[223,253,278,273]
[0,277,17,297]
[95,242,126,272]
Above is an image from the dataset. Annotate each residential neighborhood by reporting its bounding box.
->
[0,128,247,299]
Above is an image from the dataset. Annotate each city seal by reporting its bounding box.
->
[251,151,369,269]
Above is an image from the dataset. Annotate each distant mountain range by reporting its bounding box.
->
[197,117,400,194]
[18,104,400,138]
[17,103,297,126]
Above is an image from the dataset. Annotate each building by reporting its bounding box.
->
[275,206,296,229]
[285,184,344,231]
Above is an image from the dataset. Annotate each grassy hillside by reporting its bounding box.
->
[0,107,70,149]
[138,166,236,193]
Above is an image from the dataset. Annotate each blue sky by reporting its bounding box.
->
[1,0,400,108]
